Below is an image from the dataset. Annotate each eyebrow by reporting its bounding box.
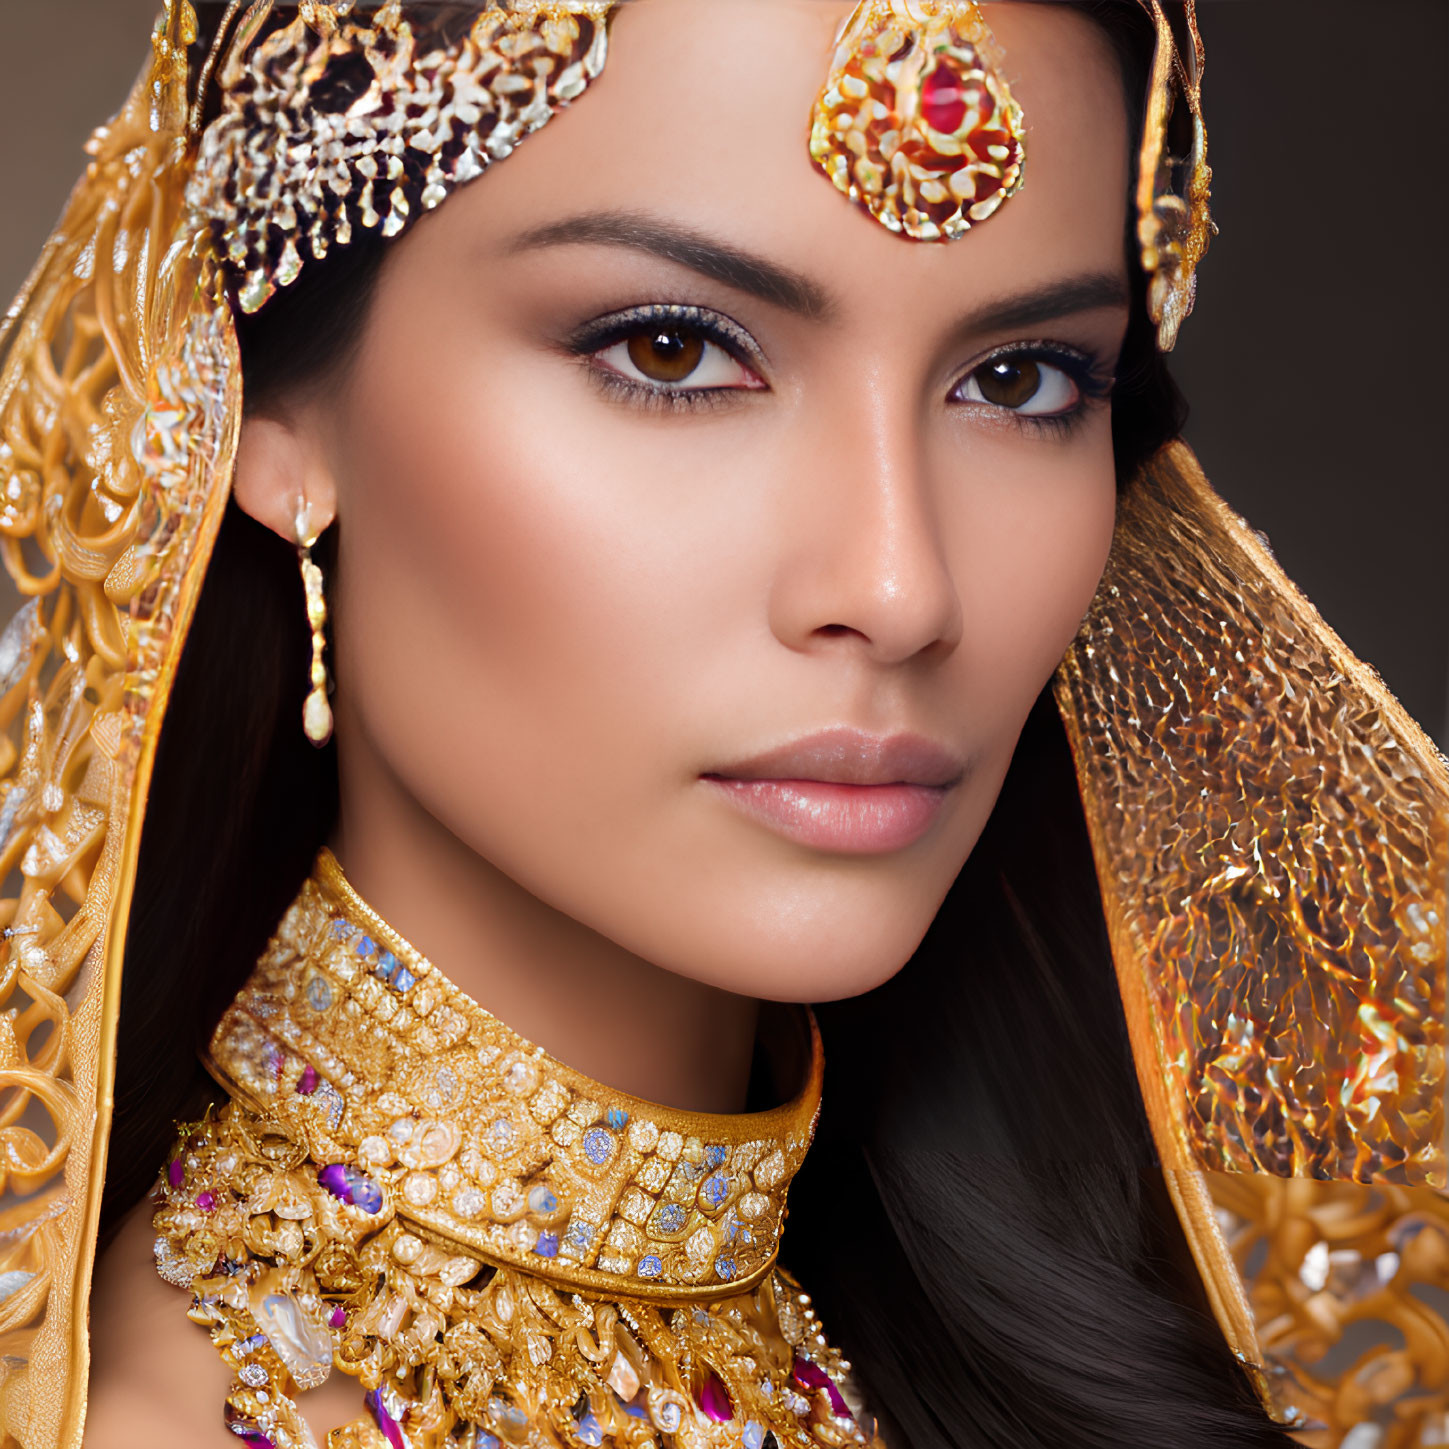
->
[508,209,1129,336]
[958,273,1131,337]
[507,210,834,320]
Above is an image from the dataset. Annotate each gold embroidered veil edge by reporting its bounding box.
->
[0,7,242,1444]
[0,3,1441,1446]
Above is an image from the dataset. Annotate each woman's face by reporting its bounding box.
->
[249,0,1130,1004]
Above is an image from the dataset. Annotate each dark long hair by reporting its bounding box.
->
[102,5,1293,1445]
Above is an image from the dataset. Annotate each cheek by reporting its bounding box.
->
[334,352,713,805]
[941,422,1117,732]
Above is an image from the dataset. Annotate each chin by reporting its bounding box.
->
[662,911,936,1006]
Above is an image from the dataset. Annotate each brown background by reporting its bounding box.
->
[1,0,1447,739]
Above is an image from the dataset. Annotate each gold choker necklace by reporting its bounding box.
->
[153,853,875,1449]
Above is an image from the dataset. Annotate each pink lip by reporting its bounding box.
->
[702,728,963,854]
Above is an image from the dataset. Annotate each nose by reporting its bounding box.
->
[767,380,963,668]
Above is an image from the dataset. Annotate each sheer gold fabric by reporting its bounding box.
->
[1057,445,1449,1440]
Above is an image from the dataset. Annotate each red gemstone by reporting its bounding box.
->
[296,1064,319,1096]
[699,1372,734,1423]
[921,62,968,135]
[195,1191,216,1212]
[329,1305,347,1329]
[167,1158,185,1189]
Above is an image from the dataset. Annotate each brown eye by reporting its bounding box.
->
[588,309,765,398]
[976,358,1042,408]
[955,354,1080,417]
[626,328,705,384]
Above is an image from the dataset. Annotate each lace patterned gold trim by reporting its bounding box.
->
[1211,1174,1449,1446]
[0,5,244,1444]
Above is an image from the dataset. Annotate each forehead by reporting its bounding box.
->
[416,0,1131,297]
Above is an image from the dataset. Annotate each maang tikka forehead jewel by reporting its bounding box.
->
[809,0,1028,243]
[808,0,1213,353]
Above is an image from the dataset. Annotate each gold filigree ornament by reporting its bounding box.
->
[151,853,874,1449]
[1135,0,1214,351]
[0,4,1442,1449]
[190,1,620,314]
[807,0,1027,242]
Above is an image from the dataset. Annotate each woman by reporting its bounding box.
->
[0,3,1442,1447]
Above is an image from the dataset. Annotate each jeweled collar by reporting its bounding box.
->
[205,850,824,1302]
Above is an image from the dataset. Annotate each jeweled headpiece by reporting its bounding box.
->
[194,2,615,313]
[193,0,1210,349]
[808,0,1027,243]
[0,4,1442,1447]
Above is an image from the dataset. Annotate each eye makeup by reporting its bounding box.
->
[567,303,768,413]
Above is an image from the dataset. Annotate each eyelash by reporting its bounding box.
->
[953,341,1117,439]
[569,305,765,415]
[568,306,1116,431]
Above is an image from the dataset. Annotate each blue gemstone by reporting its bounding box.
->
[491,1403,529,1431]
[582,1128,614,1166]
[393,966,417,993]
[563,1219,596,1252]
[532,1231,559,1259]
[478,1438,500,1449]
[705,1144,728,1169]
[374,950,397,982]
[715,1256,737,1281]
[576,1413,604,1447]
[655,1203,686,1234]
[306,976,333,1013]
[528,1185,559,1216]
[637,1255,663,1280]
[701,1173,731,1209]
[744,1421,766,1449]
[318,1164,384,1215]
[356,935,376,958]
[238,1333,268,1355]
[606,1107,629,1130]
[331,919,353,940]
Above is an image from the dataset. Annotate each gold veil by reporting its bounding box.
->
[0,4,1441,1446]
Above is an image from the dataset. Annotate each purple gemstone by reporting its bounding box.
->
[318,1163,348,1196]
[318,1164,384,1214]
[196,1191,217,1213]
[296,1064,319,1096]
[365,1388,407,1449]
[699,1372,734,1424]
[225,1410,276,1449]
[167,1158,185,1189]
[329,1305,347,1329]
[792,1357,851,1419]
